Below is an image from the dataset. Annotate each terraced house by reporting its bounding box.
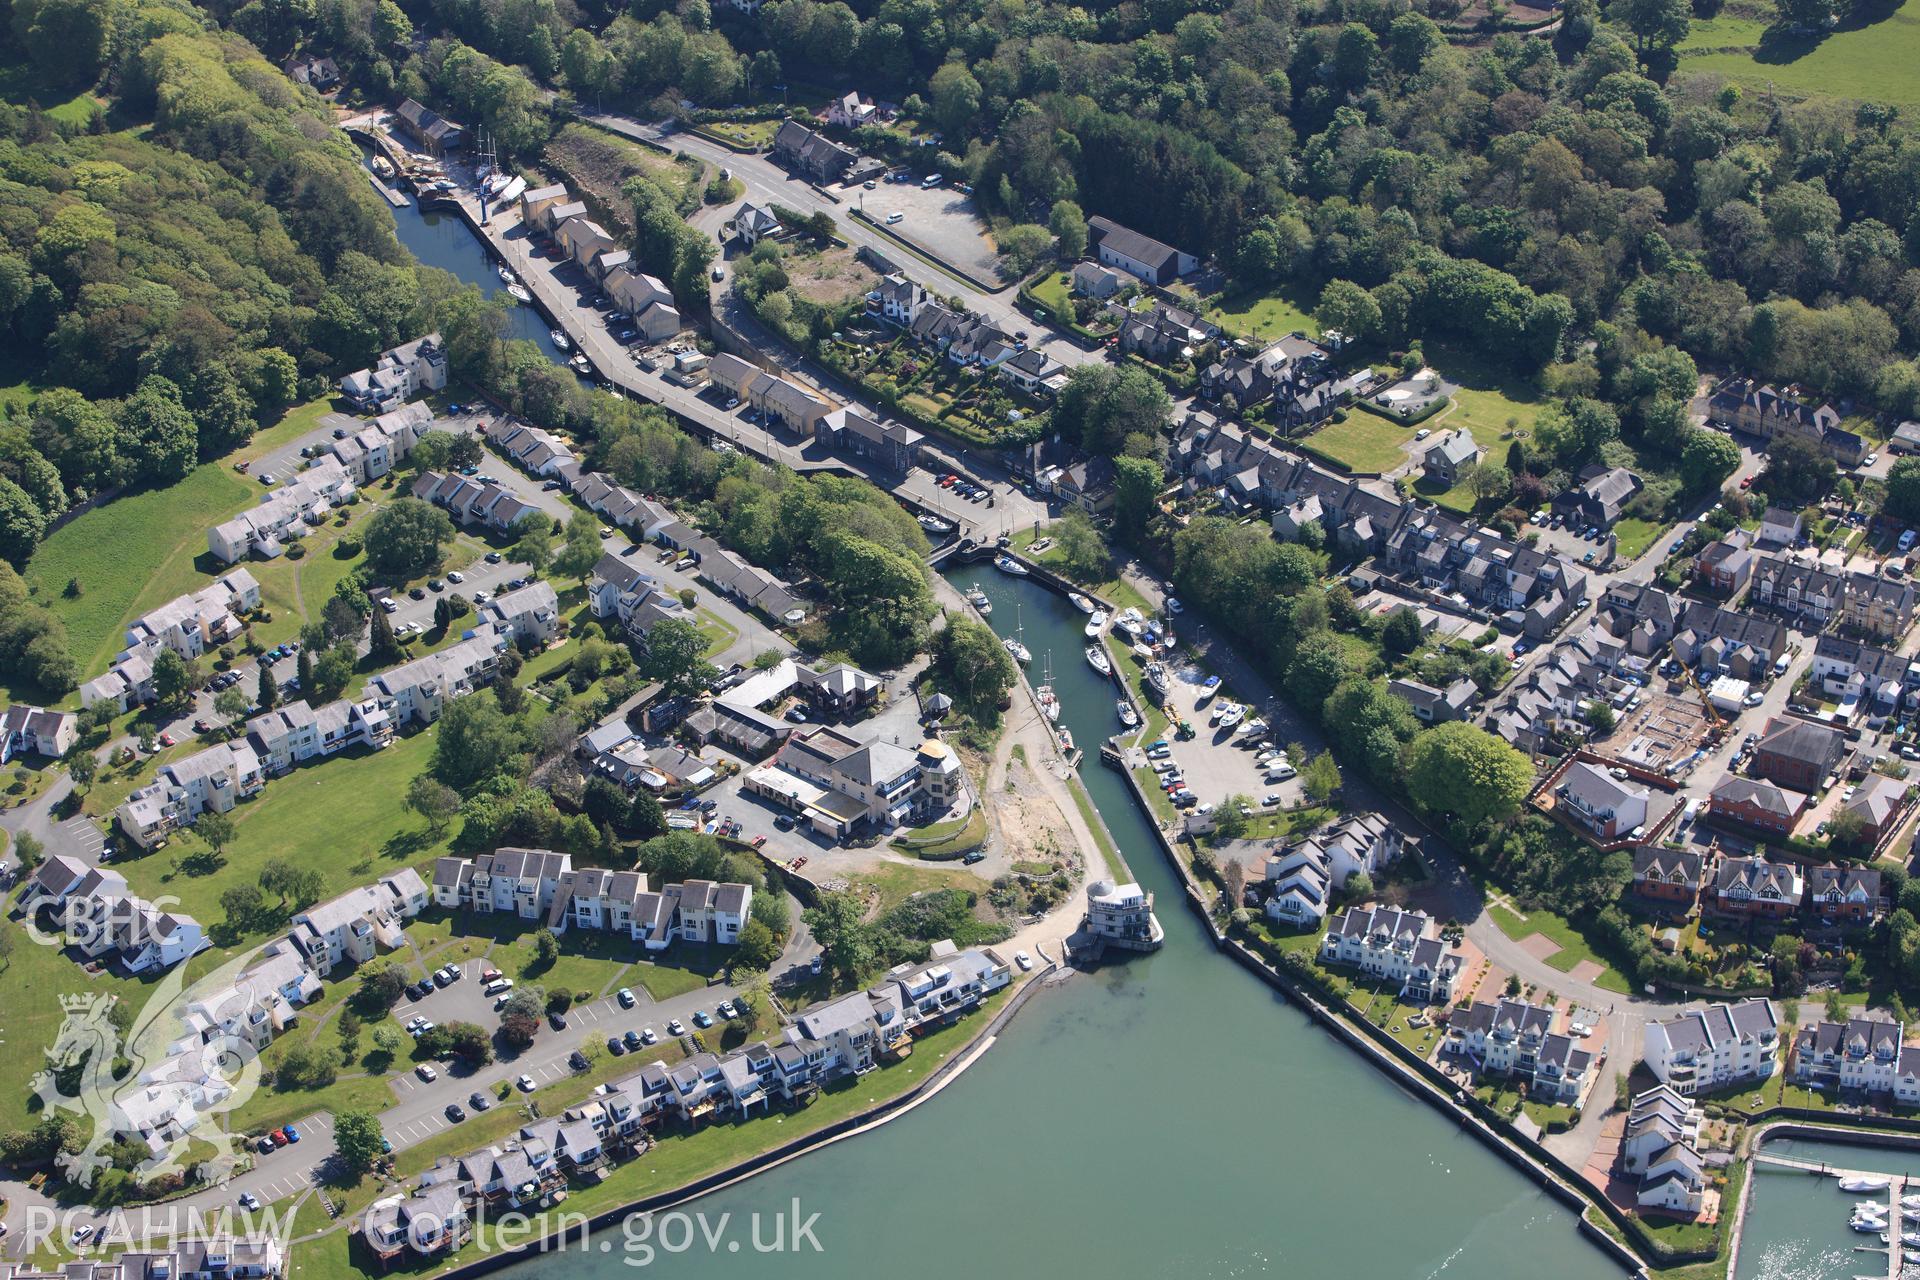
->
[1749,554,1846,629]
[82,572,263,710]
[1706,377,1866,465]
[1808,635,1919,719]
[1449,997,1594,1104]
[19,856,207,974]
[118,741,265,849]
[324,400,431,484]
[339,333,448,411]
[287,870,428,976]
[366,631,506,726]
[1712,854,1805,919]
[208,457,356,563]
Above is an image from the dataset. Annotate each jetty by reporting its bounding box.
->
[364,168,410,208]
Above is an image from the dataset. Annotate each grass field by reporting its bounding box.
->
[1303,413,1420,475]
[1677,0,1920,106]
[1028,270,1074,318]
[1614,517,1667,562]
[0,931,156,1133]
[24,464,252,681]
[19,395,349,689]
[110,728,452,932]
[1200,284,1322,342]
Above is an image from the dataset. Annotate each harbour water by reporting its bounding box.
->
[484,566,1628,1279]
[369,157,569,367]
[1739,1138,1920,1280]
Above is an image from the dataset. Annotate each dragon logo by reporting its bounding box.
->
[35,947,272,1189]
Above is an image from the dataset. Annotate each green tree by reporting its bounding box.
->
[257,662,278,710]
[556,513,602,583]
[997,225,1055,277]
[1620,0,1691,57]
[1052,508,1110,582]
[1212,795,1253,841]
[1680,430,1742,493]
[1049,200,1087,260]
[65,748,96,793]
[1886,458,1920,524]
[513,521,553,575]
[532,927,560,970]
[214,687,250,730]
[432,692,522,789]
[805,890,876,982]
[404,774,461,836]
[363,498,454,579]
[0,478,45,568]
[928,62,983,137]
[1382,607,1422,657]
[930,615,1016,712]
[333,1111,385,1175]
[197,810,236,857]
[1302,750,1342,803]
[735,917,782,970]
[1113,456,1163,540]
[1316,279,1382,342]
[637,616,718,699]
[369,605,403,665]
[1404,723,1533,829]
[219,881,263,930]
[152,648,195,713]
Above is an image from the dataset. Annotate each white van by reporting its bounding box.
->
[1265,764,1297,784]
[886,211,905,225]
[921,173,942,189]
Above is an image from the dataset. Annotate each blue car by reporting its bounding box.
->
[284,1125,301,1144]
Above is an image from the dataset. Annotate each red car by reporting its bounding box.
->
[481,968,502,983]
[158,732,176,747]
[1739,475,1753,489]
[939,474,958,488]
[751,835,768,849]
[268,1129,288,1147]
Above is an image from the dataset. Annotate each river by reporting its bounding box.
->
[372,192,1628,1276]
[470,566,1621,1279]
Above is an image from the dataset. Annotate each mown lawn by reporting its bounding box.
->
[0,928,156,1132]
[1303,412,1419,475]
[1678,0,1920,106]
[1200,284,1322,342]
[1428,341,1548,454]
[1028,269,1074,317]
[1487,902,1633,994]
[1614,517,1668,562]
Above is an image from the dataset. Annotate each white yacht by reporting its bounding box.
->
[1084,610,1108,638]
[549,329,571,352]
[1116,700,1139,729]
[1843,1177,1893,1193]
[1085,644,1112,677]
[995,554,1028,576]
[1069,593,1095,614]
[506,282,532,304]
[964,584,991,615]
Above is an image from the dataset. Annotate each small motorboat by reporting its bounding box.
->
[506,283,532,304]
[964,585,991,615]
[1056,727,1075,754]
[1850,1215,1888,1233]
[995,554,1028,576]
[1004,637,1032,665]
[1037,685,1059,722]
[1113,607,1144,638]
[918,514,953,535]
[1198,674,1221,702]
[1145,662,1172,698]
[1218,704,1245,729]
[1085,645,1112,677]
[1084,610,1108,638]
[497,262,518,284]
[1902,1230,1920,1248]
[1116,700,1139,729]
[370,154,395,178]
[1842,1177,1893,1193]
[1069,593,1095,614]
[550,329,572,352]
[569,353,592,374]
[1902,1194,1920,1210]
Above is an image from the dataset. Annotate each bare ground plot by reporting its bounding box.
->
[784,245,880,307]
[1609,689,1714,773]
[859,182,1003,282]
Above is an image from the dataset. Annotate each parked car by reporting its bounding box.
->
[516,1074,536,1091]
[445,1103,466,1122]
[617,987,635,1008]
[415,1064,437,1082]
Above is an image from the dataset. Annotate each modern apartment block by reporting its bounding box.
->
[1318,905,1462,1003]
[208,458,356,563]
[19,855,208,974]
[1790,1016,1920,1101]
[1641,999,1780,1095]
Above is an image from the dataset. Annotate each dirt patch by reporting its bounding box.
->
[544,123,707,229]
[784,245,880,308]
[1568,959,1606,984]
[986,754,1080,874]
[1519,933,1562,961]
